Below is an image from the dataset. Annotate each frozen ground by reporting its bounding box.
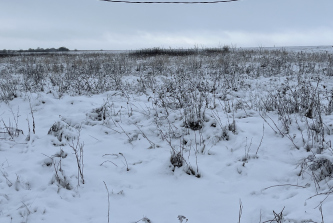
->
[245,45,333,54]
[1,46,333,223]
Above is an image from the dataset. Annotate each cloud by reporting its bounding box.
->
[1,25,332,50]
[1,0,332,50]
[220,28,333,47]
[100,28,333,49]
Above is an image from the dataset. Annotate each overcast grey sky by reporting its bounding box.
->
[1,0,332,50]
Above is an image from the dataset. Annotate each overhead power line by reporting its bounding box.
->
[101,0,240,4]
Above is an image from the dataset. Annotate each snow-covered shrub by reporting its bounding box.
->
[135,216,152,223]
[0,126,23,139]
[169,148,200,177]
[259,77,326,151]
[263,207,285,223]
[0,111,24,140]
[170,152,183,169]
[43,149,72,190]
[260,78,321,117]
[86,99,117,126]
[48,121,76,146]
[177,215,188,223]
[309,157,333,182]
[69,133,85,186]
[50,160,72,190]
[183,110,203,131]
[53,148,68,159]
[21,63,46,92]
[87,105,109,122]
[0,78,19,103]
[298,155,333,182]
[154,77,210,131]
[184,165,201,178]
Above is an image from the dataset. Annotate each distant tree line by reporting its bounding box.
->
[0,47,70,54]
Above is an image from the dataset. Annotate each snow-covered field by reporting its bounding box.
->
[1,46,333,223]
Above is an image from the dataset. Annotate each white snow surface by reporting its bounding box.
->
[1,48,333,223]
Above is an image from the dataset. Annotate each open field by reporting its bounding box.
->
[1,46,333,223]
